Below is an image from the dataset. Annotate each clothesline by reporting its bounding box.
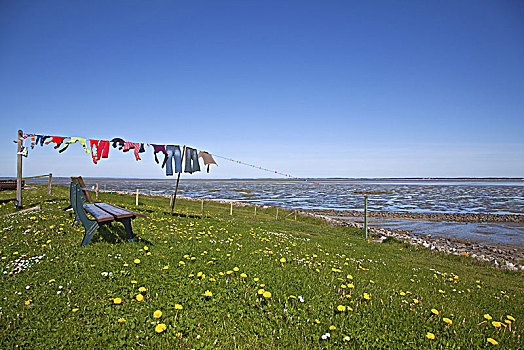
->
[16,133,210,176]
[16,132,316,182]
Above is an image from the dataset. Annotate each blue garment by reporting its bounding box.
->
[35,135,49,147]
[184,147,201,174]
[164,145,182,176]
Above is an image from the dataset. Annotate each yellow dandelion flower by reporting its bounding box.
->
[155,323,167,333]
[175,304,183,310]
[507,315,515,322]
[254,277,259,282]
[143,246,148,251]
[179,261,185,265]
[133,259,140,264]
[413,299,419,304]
[131,280,137,284]
[136,294,144,301]
[289,295,296,299]
[163,265,169,270]
[400,292,406,296]
[263,291,272,298]
[113,298,122,304]
[431,309,439,315]
[337,305,346,312]
[153,310,162,318]
[118,318,126,323]
[347,283,354,289]
[363,293,370,300]
[314,319,320,324]
[25,300,32,305]
[240,273,247,278]
[330,325,336,330]
[72,308,79,313]
[347,274,353,280]
[280,258,286,263]
[484,314,492,320]
[504,319,511,324]
[439,289,445,294]
[138,287,146,292]
[258,289,265,295]
[443,318,452,325]
[48,279,55,283]
[175,332,182,338]
[492,321,502,328]
[487,338,498,345]
[426,332,435,340]
[204,290,212,297]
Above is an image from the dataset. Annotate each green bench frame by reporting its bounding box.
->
[70,178,146,247]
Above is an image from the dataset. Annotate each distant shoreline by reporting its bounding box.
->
[9,176,524,183]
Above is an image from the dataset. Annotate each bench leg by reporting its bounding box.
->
[119,218,136,243]
[81,221,99,247]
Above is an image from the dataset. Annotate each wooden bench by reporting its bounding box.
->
[70,177,146,247]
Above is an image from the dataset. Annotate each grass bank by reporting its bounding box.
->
[0,185,522,348]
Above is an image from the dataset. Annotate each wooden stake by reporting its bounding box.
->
[171,145,186,216]
[276,207,278,220]
[16,129,23,208]
[47,173,53,195]
[135,189,139,206]
[364,195,368,239]
[95,183,99,200]
[230,202,233,215]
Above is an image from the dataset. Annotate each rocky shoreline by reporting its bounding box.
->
[106,190,524,272]
[303,211,524,272]
[310,209,524,223]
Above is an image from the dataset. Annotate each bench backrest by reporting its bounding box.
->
[70,180,96,227]
[71,176,92,202]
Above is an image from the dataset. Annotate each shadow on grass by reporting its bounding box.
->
[93,223,153,246]
[163,211,202,219]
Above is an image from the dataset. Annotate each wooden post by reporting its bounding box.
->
[47,173,53,195]
[201,199,204,218]
[16,129,23,208]
[294,209,297,223]
[230,202,233,216]
[364,195,368,239]
[171,145,186,216]
[276,207,278,220]
[136,189,139,206]
[254,206,257,220]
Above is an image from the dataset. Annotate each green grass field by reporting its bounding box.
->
[0,185,522,349]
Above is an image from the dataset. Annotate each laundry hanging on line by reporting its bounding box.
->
[14,133,214,176]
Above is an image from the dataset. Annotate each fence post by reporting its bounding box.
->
[201,199,204,218]
[230,202,233,216]
[47,173,53,195]
[16,129,23,208]
[254,206,257,220]
[364,195,368,239]
[136,189,139,206]
[276,207,278,220]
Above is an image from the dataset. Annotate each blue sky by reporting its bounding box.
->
[1,1,523,179]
